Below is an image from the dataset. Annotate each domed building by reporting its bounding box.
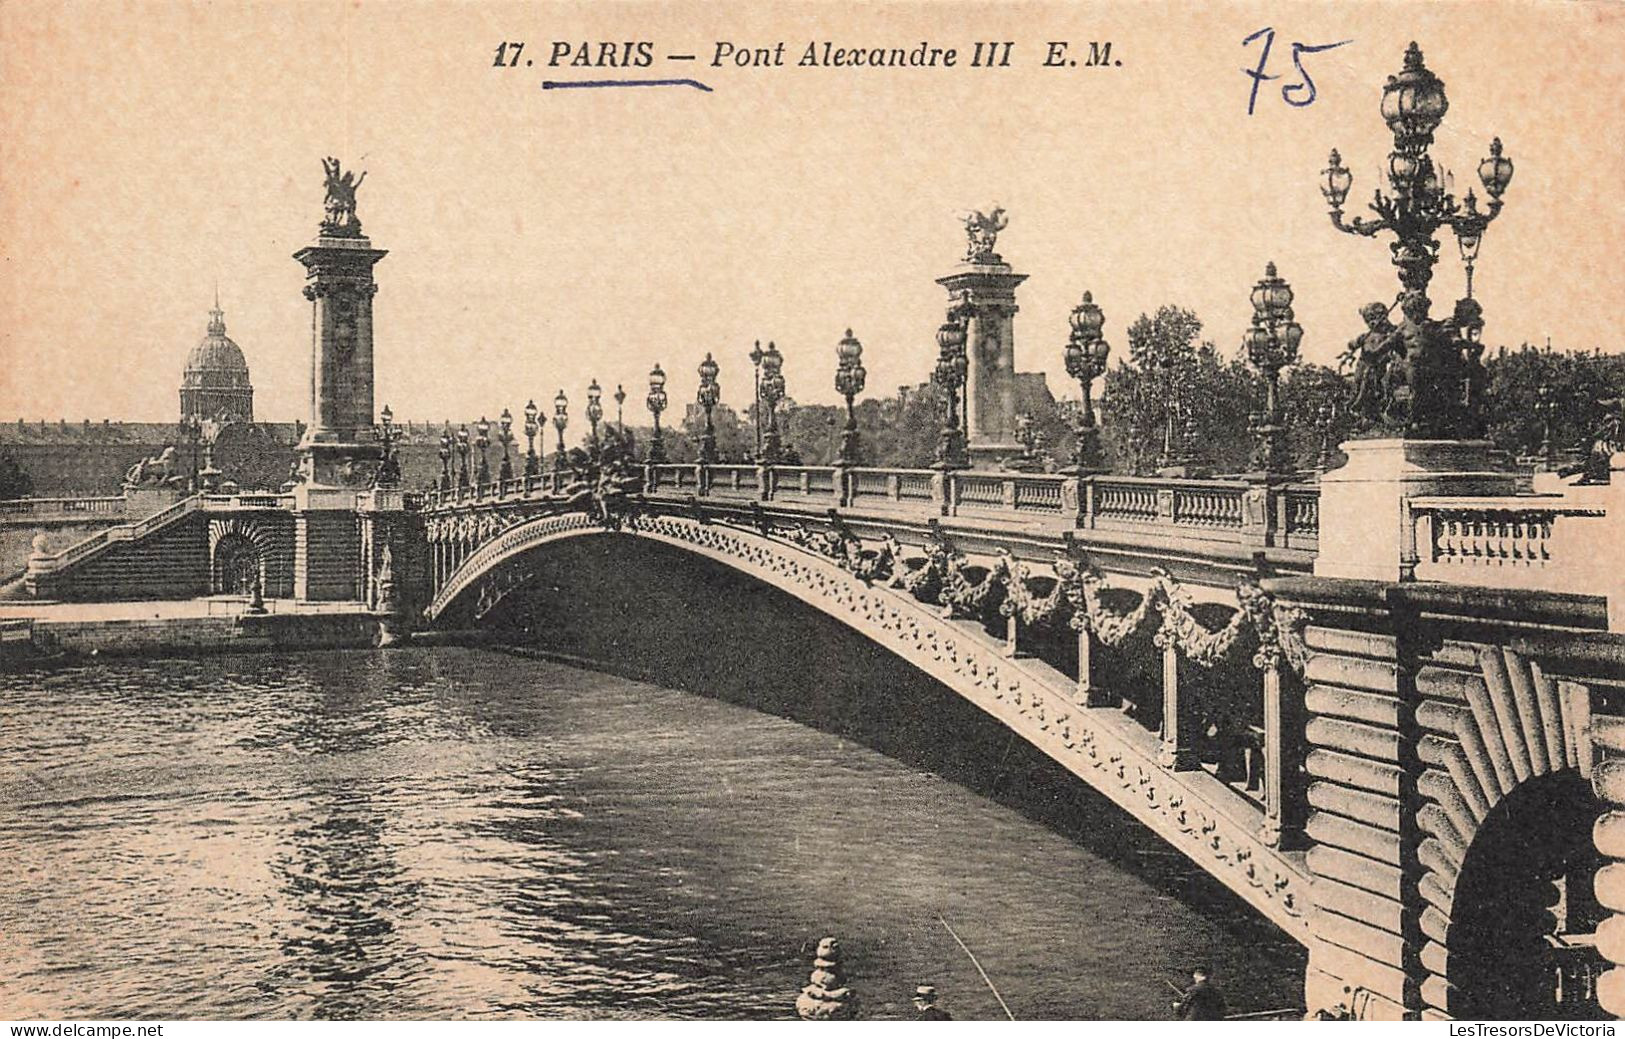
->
[180,297,254,423]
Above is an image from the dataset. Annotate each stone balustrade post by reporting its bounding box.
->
[1241,484,1272,549]
[1158,639,1199,770]
[1259,661,1306,847]
[1075,626,1113,707]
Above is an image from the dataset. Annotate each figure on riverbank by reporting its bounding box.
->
[1172,966,1227,1020]
[912,984,951,1020]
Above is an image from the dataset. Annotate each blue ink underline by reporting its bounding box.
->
[543,78,713,93]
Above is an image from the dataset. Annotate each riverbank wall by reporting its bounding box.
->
[0,608,402,663]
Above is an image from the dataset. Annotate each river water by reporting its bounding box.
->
[0,648,1304,1020]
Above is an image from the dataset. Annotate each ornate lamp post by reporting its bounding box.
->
[933,295,971,470]
[182,413,202,492]
[376,403,401,487]
[614,383,627,435]
[1536,382,1558,470]
[759,342,785,465]
[1320,42,1513,437]
[551,390,568,473]
[522,399,540,477]
[455,423,471,489]
[1316,402,1339,474]
[585,379,604,459]
[475,415,491,486]
[646,363,669,464]
[1062,290,1111,474]
[1244,262,1304,478]
[497,407,514,483]
[834,329,866,466]
[696,353,721,464]
[749,339,766,458]
[438,424,453,492]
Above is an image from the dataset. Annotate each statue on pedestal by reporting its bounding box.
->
[320,157,367,237]
[962,207,1008,264]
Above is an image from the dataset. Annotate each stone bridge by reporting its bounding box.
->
[403,458,1625,1021]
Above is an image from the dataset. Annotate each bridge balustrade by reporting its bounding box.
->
[0,496,127,518]
[1409,495,1608,594]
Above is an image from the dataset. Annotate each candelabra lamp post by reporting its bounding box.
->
[1320,42,1513,438]
[551,390,568,474]
[932,296,972,470]
[523,399,539,477]
[497,407,514,483]
[585,379,604,461]
[376,403,402,487]
[1244,262,1304,479]
[456,423,471,489]
[1536,382,1558,470]
[475,415,491,486]
[749,339,766,458]
[614,383,627,436]
[646,364,669,464]
[1316,402,1338,474]
[834,329,866,466]
[759,342,785,465]
[183,413,202,492]
[1155,354,1190,474]
[696,353,721,465]
[1063,290,1111,474]
[438,425,453,492]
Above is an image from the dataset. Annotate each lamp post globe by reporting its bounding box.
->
[438,425,453,492]
[498,407,514,483]
[834,329,866,466]
[523,399,540,477]
[696,353,721,465]
[474,415,492,486]
[552,390,568,474]
[932,296,971,470]
[1244,262,1302,479]
[1322,43,1512,438]
[758,342,785,465]
[1063,291,1110,474]
[585,379,604,458]
[646,363,669,464]
[455,423,471,489]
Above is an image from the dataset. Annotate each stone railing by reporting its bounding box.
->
[201,493,295,511]
[1410,495,1609,593]
[27,494,203,574]
[0,496,127,519]
[425,461,1328,556]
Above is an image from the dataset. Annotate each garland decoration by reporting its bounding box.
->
[997,549,1072,629]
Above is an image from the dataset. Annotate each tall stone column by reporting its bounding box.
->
[938,209,1027,466]
[294,232,387,488]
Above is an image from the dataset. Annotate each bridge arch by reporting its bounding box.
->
[207,515,293,597]
[1412,647,1602,1017]
[422,506,1314,942]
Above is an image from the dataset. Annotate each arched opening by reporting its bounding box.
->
[212,532,260,594]
[1449,770,1607,1019]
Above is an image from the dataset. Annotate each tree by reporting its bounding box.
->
[0,453,33,500]
[1101,306,1255,474]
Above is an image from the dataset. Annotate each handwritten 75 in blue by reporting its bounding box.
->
[1242,28,1352,114]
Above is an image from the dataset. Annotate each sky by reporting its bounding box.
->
[2,0,1622,424]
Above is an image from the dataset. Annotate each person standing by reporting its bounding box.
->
[1173,966,1227,1020]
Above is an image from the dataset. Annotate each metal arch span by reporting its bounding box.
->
[424,506,1313,940]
